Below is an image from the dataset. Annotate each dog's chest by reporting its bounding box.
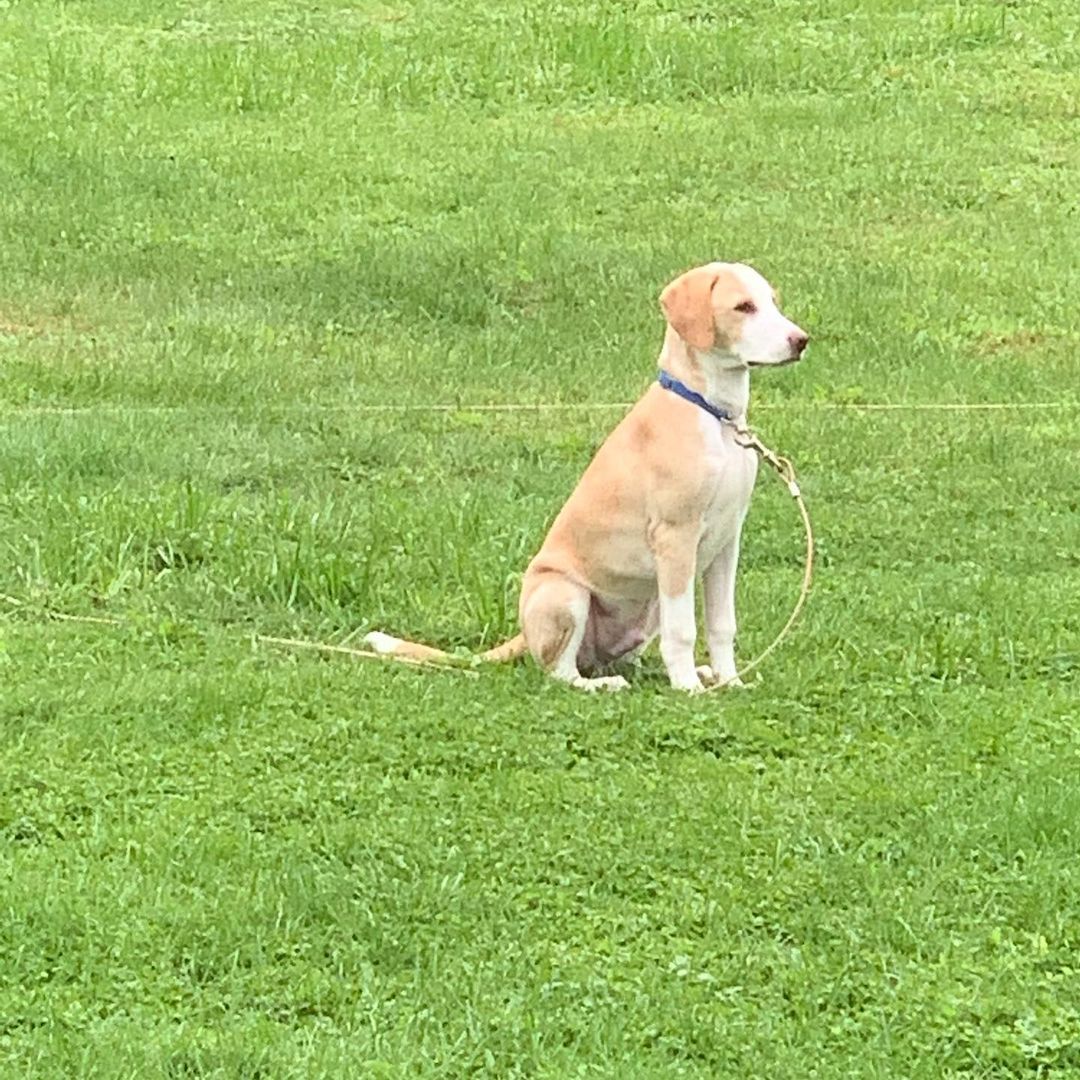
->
[695,413,758,564]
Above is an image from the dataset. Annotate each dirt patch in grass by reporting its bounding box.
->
[973,329,1057,356]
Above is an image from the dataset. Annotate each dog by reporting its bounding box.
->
[366,262,808,692]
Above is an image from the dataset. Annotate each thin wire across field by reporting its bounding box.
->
[2,400,1077,417]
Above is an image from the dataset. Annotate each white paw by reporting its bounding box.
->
[670,675,706,694]
[572,674,630,693]
[698,665,751,689]
[719,675,752,690]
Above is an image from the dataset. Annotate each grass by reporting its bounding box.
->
[1,0,1079,1075]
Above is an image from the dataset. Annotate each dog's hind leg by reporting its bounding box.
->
[521,576,629,692]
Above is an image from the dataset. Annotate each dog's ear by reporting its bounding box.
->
[659,267,720,350]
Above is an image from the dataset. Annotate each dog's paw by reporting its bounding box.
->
[721,675,754,690]
[572,674,630,693]
[697,665,752,690]
[670,675,706,694]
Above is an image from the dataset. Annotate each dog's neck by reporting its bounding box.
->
[659,327,750,421]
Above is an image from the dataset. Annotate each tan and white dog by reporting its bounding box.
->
[366,262,808,692]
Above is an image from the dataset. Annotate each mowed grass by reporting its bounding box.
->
[1,0,1079,1075]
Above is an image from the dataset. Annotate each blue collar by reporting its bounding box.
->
[657,369,736,424]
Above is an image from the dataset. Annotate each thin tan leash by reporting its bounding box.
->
[0,593,123,627]
[0,594,474,677]
[704,424,815,693]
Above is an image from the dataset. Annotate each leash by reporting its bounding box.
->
[0,593,475,676]
[703,422,815,692]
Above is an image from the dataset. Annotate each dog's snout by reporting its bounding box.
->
[788,331,809,357]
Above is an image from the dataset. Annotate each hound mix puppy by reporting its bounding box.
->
[367,262,808,691]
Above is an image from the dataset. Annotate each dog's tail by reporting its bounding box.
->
[363,629,528,667]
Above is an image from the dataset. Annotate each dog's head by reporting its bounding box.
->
[660,262,808,369]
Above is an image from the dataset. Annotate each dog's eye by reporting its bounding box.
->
[734,300,757,314]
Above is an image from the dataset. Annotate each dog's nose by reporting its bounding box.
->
[788,331,809,356]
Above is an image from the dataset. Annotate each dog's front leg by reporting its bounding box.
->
[652,522,703,693]
[701,533,744,688]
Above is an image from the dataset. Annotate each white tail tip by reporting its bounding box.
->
[364,631,402,655]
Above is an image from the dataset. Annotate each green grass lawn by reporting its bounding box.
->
[2,1,1079,1075]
